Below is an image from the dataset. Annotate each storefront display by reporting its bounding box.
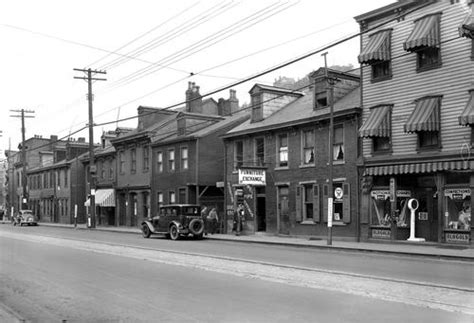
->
[443,188,471,243]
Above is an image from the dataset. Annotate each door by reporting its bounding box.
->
[278,186,290,235]
[256,196,266,231]
[415,188,438,242]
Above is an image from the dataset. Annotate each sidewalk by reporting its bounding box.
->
[6,221,474,261]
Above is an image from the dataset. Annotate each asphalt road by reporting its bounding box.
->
[0,225,473,322]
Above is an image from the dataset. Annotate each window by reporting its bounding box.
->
[234,141,243,169]
[303,185,313,220]
[143,146,149,172]
[100,161,105,179]
[181,147,188,170]
[169,191,176,204]
[119,151,125,173]
[278,134,288,167]
[255,138,264,166]
[108,160,114,179]
[371,61,391,80]
[302,130,315,165]
[333,126,344,161]
[251,94,263,122]
[64,170,68,187]
[419,131,439,149]
[315,91,327,109]
[156,151,163,173]
[417,47,440,70]
[178,188,186,204]
[131,148,137,173]
[373,137,390,153]
[157,192,163,210]
[168,149,175,171]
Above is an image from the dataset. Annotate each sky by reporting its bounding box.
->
[0,0,395,154]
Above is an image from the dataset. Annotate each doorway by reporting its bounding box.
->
[278,186,290,235]
[414,188,438,242]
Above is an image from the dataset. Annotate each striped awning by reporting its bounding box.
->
[459,10,474,39]
[84,189,115,207]
[403,14,440,52]
[364,160,473,176]
[359,105,391,137]
[358,29,391,64]
[404,96,441,133]
[459,91,474,126]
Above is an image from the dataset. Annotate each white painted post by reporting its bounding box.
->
[407,198,425,242]
[74,204,78,228]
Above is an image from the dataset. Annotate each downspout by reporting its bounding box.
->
[223,140,228,233]
[196,138,200,205]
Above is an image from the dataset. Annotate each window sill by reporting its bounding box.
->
[299,164,315,168]
[416,62,442,73]
[333,160,345,165]
[275,166,289,171]
[330,222,347,226]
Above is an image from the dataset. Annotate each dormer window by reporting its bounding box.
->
[315,91,327,109]
[251,94,263,122]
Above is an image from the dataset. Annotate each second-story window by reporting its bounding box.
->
[108,159,114,179]
[119,151,125,173]
[143,146,149,172]
[169,191,176,204]
[234,141,243,169]
[131,148,137,173]
[333,126,344,162]
[417,47,440,70]
[168,149,175,171]
[100,161,105,179]
[278,134,288,167]
[302,129,315,165]
[358,29,392,82]
[181,147,188,170]
[157,151,163,173]
[255,138,264,166]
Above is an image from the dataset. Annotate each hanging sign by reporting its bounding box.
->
[238,169,266,186]
[444,188,470,200]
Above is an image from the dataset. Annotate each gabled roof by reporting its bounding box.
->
[225,87,360,137]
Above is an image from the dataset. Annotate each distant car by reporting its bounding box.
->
[13,210,38,226]
[141,204,204,240]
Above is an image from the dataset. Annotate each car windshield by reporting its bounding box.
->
[182,207,199,215]
[21,211,33,215]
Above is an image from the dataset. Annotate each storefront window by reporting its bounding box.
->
[444,189,471,230]
[370,189,411,227]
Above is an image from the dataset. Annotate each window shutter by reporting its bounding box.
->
[313,184,320,222]
[295,185,302,222]
[342,183,351,223]
[323,184,329,222]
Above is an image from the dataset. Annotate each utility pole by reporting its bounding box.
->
[321,53,336,246]
[10,109,35,210]
[73,68,106,229]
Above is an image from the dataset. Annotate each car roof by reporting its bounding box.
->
[160,204,200,208]
[20,210,33,213]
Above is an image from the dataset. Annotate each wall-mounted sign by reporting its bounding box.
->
[372,228,391,239]
[334,187,343,200]
[371,190,412,200]
[418,212,428,221]
[445,232,470,243]
[238,169,266,186]
[444,188,470,200]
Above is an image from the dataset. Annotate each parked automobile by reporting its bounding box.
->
[141,204,204,240]
[12,210,38,226]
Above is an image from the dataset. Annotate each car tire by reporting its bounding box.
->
[169,224,180,240]
[142,224,151,238]
[189,219,204,236]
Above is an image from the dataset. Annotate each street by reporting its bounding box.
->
[0,225,473,322]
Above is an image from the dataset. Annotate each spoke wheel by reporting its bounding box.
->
[169,224,180,240]
[142,224,151,238]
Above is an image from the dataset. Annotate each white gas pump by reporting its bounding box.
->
[407,198,425,242]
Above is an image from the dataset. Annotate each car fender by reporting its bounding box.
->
[169,220,184,232]
[141,221,156,233]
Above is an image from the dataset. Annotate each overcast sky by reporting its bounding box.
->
[0,0,394,153]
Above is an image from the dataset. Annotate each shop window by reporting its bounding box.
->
[418,131,439,149]
[302,129,315,165]
[370,189,411,228]
[278,134,288,167]
[417,47,441,71]
[371,61,391,81]
[333,126,344,162]
[444,190,471,230]
[168,149,175,171]
[255,138,265,166]
[156,151,163,173]
[234,141,243,169]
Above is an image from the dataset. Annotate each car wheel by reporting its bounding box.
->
[142,224,151,238]
[169,224,180,240]
[189,219,204,236]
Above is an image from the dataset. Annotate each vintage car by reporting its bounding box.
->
[141,204,204,240]
[12,210,38,226]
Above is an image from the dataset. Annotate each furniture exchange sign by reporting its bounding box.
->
[238,169,266,186]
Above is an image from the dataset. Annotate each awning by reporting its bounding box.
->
[84,189,115,207]
[403,14,440,52]
[459,10,474,39]
[459,91,474,126]
[359,105,391,137]
[404,96,441,133]
[364,160,473,176]
[358,29,391,64]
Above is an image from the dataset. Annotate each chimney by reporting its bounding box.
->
[78,137,85,143]
[218,89,239,116]
[185,82,202,113]
[50,135,58,142]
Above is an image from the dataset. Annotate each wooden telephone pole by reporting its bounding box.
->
[10,109,35,210]
[73,68,106,228]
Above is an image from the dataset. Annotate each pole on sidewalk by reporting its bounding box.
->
[74,204,78,228]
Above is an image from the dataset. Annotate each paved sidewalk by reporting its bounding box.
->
[4,221,474,261]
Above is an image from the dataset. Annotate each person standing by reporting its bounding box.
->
[207,208,219,234]
[234,204,244,236]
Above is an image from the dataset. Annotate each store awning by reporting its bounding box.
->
[403,14,440,52]
[459,91,474,126]
[364,160,473,176]
[459,10,474,39]
[359,105,391,137]
[404,96,441,133]
[84,189,115,207]
[358,29,392,64]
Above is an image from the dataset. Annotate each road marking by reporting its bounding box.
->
[2,231,474,315]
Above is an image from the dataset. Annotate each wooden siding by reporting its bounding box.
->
[360,2,473,158]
